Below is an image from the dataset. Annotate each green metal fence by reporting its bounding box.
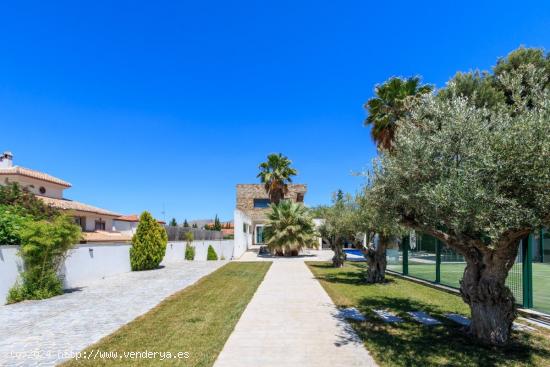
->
[387,232,550,314]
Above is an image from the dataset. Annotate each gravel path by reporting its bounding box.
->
[0,261,226,367]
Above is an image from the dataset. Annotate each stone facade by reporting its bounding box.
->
[236,184,307,222]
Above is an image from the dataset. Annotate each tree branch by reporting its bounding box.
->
[400,214,473,255]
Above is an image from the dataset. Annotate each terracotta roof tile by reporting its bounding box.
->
[82,231,132,243]
[115,214,140,222]
[0,166,71,187]
[222,228,234,236]
[37,196,121,216]
[115,214,165,224]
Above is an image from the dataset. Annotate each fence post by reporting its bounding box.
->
[540,228,545,263]
[522,234,534,309]
[402,235,409,276]
[435,240,441,283]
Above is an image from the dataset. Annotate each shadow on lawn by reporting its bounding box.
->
[309,262,395,286]
[351,299,548,367]
[310,262,550,367]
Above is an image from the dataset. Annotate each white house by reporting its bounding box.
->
[112,214,166,235]
[0,151,131,243]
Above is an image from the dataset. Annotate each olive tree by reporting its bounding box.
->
[356,189,404,283]
[318,193,359,267]
[367,60,549,345]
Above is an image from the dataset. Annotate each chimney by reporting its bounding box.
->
[0,151,14,168]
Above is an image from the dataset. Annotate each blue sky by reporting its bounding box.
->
[0,1,548,222]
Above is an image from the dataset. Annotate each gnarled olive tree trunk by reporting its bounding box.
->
[458,243,519,346]
[332,238,346,267]
[363,234,389,283]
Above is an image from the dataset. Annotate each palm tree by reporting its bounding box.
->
[263,200,317,256]
[363,77,431,278]
[364,76,432,151]
[257,153,297,205]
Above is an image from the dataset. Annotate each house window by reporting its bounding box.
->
[74,216,86,231]
[243,223,248,233]
[95,219,106,231]
[296,193,304,202]
[253,198,271,208]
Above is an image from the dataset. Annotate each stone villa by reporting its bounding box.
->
[235,183,307,246]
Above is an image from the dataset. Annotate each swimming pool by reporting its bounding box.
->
[343,249,366,261]
[344,249,364,256]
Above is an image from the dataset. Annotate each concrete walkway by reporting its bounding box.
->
[214,257,377,367]
[0,261,226,367]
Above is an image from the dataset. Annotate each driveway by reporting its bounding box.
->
[215,250,377,367]
[0,261,226,367]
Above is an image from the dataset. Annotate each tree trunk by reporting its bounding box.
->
[364,235,388,283]
[332,239,345,267]
[460,248,517,346]
[270,189,284,205]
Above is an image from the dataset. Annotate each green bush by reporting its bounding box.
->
[207,245,218,261]
[130,211,168,271]
[7,215,81,303]
[0,206,28,246]
[0,183,58,219]
[185,244,195,260]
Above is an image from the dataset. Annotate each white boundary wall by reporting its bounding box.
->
[0,246,23,303]
[60,243,132,289]
[234,209,252,255]
[0,239,237,304]
[164,240,236,262]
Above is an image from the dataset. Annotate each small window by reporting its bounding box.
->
[253,198,271,208]
[74,216,86,231]
[243,223,248,233]
[296,193,304,202]
[95,219,106,231]
[39,186,46,194]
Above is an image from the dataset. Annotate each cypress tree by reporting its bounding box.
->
[207,245,218,260]
[130,211,168,271]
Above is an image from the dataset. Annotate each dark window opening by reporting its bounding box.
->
[253,198,271,208]
[296,193,304,202]
[95,219,106,231]
[74,216,86,231]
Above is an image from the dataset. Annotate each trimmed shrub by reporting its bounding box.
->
[207,245,218,261]
[130,211,168,271]
[185,244,195,260]
[183,231,194,243]
[184,231,194,260]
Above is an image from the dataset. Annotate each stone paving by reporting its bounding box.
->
[0,261,226,367]
[214,253,377,367]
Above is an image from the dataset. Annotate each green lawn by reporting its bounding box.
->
[308,261,550,367]
[392,262,550,314]
[62,262,271,367]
